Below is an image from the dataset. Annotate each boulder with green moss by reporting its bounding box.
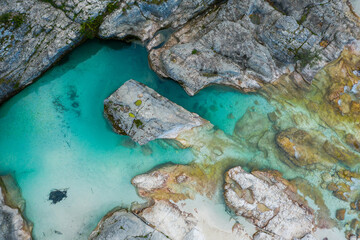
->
[104,79,212,145]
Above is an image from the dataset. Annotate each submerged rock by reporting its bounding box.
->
[48,189,68,204]
[224,166,315,240]
[0,175,32,240]
[104,79,212,145]
[89,208,168,240]
[336,209,346,221]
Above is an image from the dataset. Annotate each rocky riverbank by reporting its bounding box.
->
[0,176,32,240]
[0,0,217,104]
[2,0,359,104]
[2,0,360,239]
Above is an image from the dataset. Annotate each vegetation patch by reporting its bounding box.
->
[191,49,198,55]
[0,13,25,29]
[135,100,142,106]
[201,72,218,78]
[80,16,103,39]
[294,49,322,68]
[134,119,143,128]
[142,0,168,5]
[129,113,135,118]
[80,1,121,39]
[106,1,120,14]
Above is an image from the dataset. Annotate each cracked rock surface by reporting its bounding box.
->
[104,79,211,145]
[99,0,216,41]
[149,0,360,95]
[224,166,316,240]
[89,208,168,240]
[0,0,82,104]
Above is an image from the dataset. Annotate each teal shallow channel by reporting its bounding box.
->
[0,40,272,239]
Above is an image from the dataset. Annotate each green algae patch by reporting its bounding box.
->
[259,44,360,169]
[134,100,142,106]
[134,119,143,128]
[132,158,241,202]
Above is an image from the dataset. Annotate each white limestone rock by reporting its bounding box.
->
[224,166,316,240]
[104,79,212,145]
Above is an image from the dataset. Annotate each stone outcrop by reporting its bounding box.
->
[0,0,82,104]
[224,166,315,240]
[99,0,217,42]
[136,200,197,240]
[104,79,211,145]
[89,208,168,240]
[149,0,360,95]
[0,0,219,105]
[131,163,219,201]
[0,175,32,240]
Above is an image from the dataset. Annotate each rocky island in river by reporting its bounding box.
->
[1,0,360,239]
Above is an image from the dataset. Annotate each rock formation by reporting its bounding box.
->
[149,0,360,95]
[99,0,217,42]
[0,0,82,103]
[89,208,168,240]
[0,175,32,240]
[104,79,211,145]
[0,0,218,105]
[224,166,316,240]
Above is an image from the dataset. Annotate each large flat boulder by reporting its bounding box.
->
[104,79,211,145]
[224,166,316,240]
[89,208,168,240]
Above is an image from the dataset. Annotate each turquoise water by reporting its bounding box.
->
[0,40,269,239]
[351,0,360,15]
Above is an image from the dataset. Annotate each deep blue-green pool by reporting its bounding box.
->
[0,40,270,239]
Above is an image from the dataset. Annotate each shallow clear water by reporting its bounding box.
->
[0,40,269,239]
[351,0,360,15]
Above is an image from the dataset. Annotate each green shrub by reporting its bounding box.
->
[80,16,103,39]
[12,14,25,28]
[191,49,198,54]
[0,13,25,28]
[106,2,119,14]
[294,49,322,68]
[0,13,11,24]
[134,119,143,128]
